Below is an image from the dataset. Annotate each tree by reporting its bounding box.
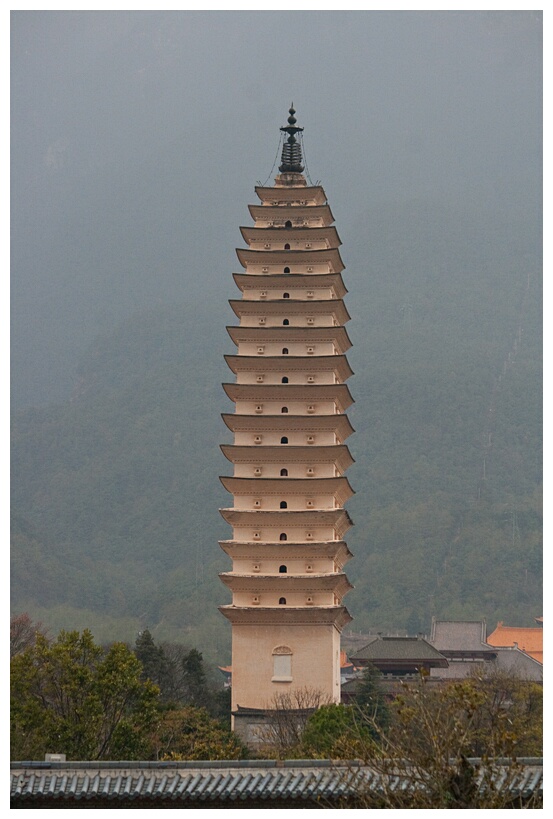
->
[261,688,331,757]
[134,629,175,701]
[11,629,159,760]
[181,648,210,709]
[149,706,248,761]
[302,704,374,758]
[10,612,47,657]
[354,664,391,735]
[340,672,543,809]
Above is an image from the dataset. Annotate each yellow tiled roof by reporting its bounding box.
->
[487,622,543,663]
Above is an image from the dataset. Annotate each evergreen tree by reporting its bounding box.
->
[181,648,209,709]
[134,629,173,701]
[355,664,391,735]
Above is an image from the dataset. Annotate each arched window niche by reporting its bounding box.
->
[280,501,288,509]
[281,376,289,383]
[272,645,292,682]
[279,565,287,573]
[279,533,287,541]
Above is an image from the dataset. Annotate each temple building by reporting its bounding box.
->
[219,107,355,741]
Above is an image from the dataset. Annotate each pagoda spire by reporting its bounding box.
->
[279,104,304,173]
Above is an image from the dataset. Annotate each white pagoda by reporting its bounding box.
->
[219,107,354,739]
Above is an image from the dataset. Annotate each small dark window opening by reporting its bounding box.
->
[279,565,288,573]
[284,243,291,250]
[280,436,288,444]
[279,533,287,541]
[285,220,292,228]
[284,267,290,274]
[280,501,288,509]
[281,376,289,383]
[283,318,289,326]
[280,468,288,476]
[281,407,289,414]
[279,597,287,605]
[283,292,290,299]
[282,348,289,355]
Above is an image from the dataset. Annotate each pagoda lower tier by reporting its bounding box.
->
[218,540,353,569]
[220,476,354,510]
[220,444,354,475]
[219,508,353,543]
[222,384,354,413]
[220,571,353,599]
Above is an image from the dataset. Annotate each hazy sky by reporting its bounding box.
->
[11,10,541,407]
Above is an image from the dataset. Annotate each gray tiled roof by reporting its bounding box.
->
[351,636,448,663]
[10,759,543,805]
[430,620,491,652]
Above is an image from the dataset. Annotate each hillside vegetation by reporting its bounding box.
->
[11,200,541,661]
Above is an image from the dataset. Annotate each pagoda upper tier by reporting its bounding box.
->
[247,203,335,226]
[254,185,327,204]
[239,225,342,248]
[226,325,352,351]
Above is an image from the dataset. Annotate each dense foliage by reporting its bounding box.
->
[10,623,247,762]
[11,629,159,760]
[348,673,543,808]
[11,200,541,653]
[263,674,542,808]
[151,707,247,761]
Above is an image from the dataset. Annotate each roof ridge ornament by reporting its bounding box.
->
[279,104,304,173]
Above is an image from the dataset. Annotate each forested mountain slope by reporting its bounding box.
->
[11,200,541,660]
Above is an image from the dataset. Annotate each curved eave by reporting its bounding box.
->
[239,226,341,247]
[220,444,355,471]
[226,326,352,352]
[219,508,354,537]
[219,605,352,630]
[224,355,354,382]
[236,248,344,274]
[254,185,327,205]
[222,383,354,411]
[218,540,353,566]
[220,475,354,504]
[232,272,348,298]
[248,203,335,225]
[228,299,351,323]
[221,413,355,440]
[219,572,353,596]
